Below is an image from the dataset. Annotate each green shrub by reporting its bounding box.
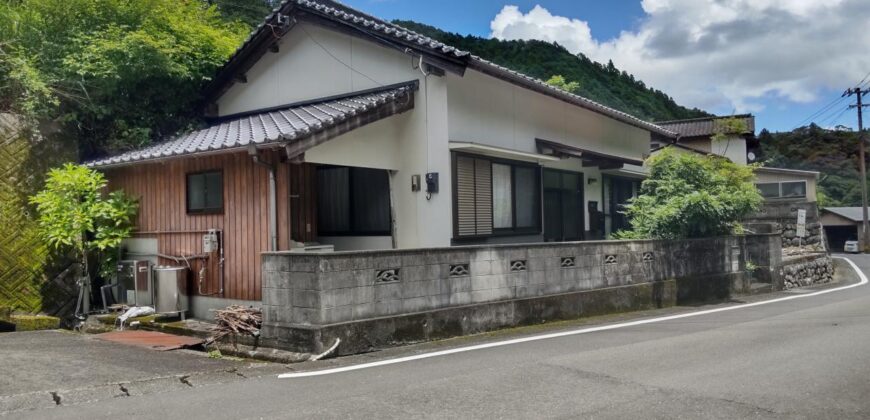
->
[30,164,138,296]
[616,148,763,240]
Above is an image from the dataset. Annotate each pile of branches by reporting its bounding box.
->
[208,305,262,344]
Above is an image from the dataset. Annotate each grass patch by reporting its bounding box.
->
[11,315,60,331]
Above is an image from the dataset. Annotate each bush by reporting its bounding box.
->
[616,148,763,240]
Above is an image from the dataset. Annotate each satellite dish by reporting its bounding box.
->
[747,152,757,162]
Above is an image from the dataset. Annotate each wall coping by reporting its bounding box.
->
[263,234,778,258]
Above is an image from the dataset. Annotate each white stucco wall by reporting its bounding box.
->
[445,70,651,160]
[218,23,421,116]
[215,23,453,250]
[711,135,747,165]
[445,69,651,232]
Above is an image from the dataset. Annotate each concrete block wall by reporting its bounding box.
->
[261,234,781,329]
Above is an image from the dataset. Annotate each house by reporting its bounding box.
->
[88,0,759,316]
[651,114,820,203]
[654,114,756,165]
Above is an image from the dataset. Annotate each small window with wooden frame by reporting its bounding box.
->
[186,170,223,214]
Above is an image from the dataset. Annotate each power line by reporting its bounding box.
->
[794,96,848,129]
[792,71,870,129]
[816,105,850,128]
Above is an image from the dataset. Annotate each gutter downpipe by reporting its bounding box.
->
[250,147,278,251]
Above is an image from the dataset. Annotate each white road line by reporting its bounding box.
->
[279,256,868,379]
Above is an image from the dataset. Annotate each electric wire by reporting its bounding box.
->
[299,25,384,87]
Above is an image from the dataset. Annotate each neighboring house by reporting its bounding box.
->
[651,114,819,203]
[820,207,864,250]
[655,114,756,165]
[754,167,819,203]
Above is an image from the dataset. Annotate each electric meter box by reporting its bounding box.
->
[202,230,218,253]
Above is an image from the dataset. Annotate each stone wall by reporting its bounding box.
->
[779,254,833,289]
[744,201,823,248]
[260,234,781,354]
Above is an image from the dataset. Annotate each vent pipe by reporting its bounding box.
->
[249,147,278,251]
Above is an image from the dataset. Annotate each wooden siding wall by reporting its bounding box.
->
[105,151,290,301]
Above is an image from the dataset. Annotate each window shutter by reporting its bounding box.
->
[474,158,493,235]
[455,156,477,236]
[454,156,493,236]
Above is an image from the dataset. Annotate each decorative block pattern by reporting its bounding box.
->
[509,260,527,272]
[560,257,575,268]
[375,269,400,283]
[449,264,470,277]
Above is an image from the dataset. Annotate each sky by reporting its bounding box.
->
[340,0,870,133]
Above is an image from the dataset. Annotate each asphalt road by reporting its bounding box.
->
[9,255,870,419]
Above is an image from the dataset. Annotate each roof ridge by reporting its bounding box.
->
[212,80,418,122]
[206,0,678,137]
[657,114,754,125]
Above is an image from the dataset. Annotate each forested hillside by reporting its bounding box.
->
[758,125,863,206]
[394,20,709,122]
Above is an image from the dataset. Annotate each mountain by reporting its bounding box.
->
[393,20,709,122]
[758,125,863,206]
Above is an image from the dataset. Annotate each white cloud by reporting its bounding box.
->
[489,0,870,114]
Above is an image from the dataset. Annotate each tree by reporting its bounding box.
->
[0,0,249,158]
[616,149,763,240]
[30,164,137,315]
[545,75,581,94]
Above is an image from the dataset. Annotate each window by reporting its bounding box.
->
[316,166,391,236]
[781,181,807,198]
[186,171,223,214]
[454,153,540,237]
[756,181,807,199]
[514,166,538,228]
[756,183,780,198]
[492,163,513,228]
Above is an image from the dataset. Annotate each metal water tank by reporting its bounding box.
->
[152,266,189,318]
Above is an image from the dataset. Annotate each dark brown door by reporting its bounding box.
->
[543,169,584,242]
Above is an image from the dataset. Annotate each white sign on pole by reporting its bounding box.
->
[796,209,807,238]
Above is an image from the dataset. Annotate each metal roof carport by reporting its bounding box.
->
[821,208,862,251]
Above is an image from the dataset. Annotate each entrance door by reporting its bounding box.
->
[543,169,584,242]
[606,176,641,235]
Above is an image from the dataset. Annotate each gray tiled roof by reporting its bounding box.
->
[86,82,415,168]
[822,207,866,222]
[657,114,755,138]
[212,0,678,138]
[221,0,468,74]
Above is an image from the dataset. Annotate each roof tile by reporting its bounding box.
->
[86,82,416,168]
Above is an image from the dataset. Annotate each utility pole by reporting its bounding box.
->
[845,87,870,252]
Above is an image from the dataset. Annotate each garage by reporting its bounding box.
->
[821,208,861,251]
